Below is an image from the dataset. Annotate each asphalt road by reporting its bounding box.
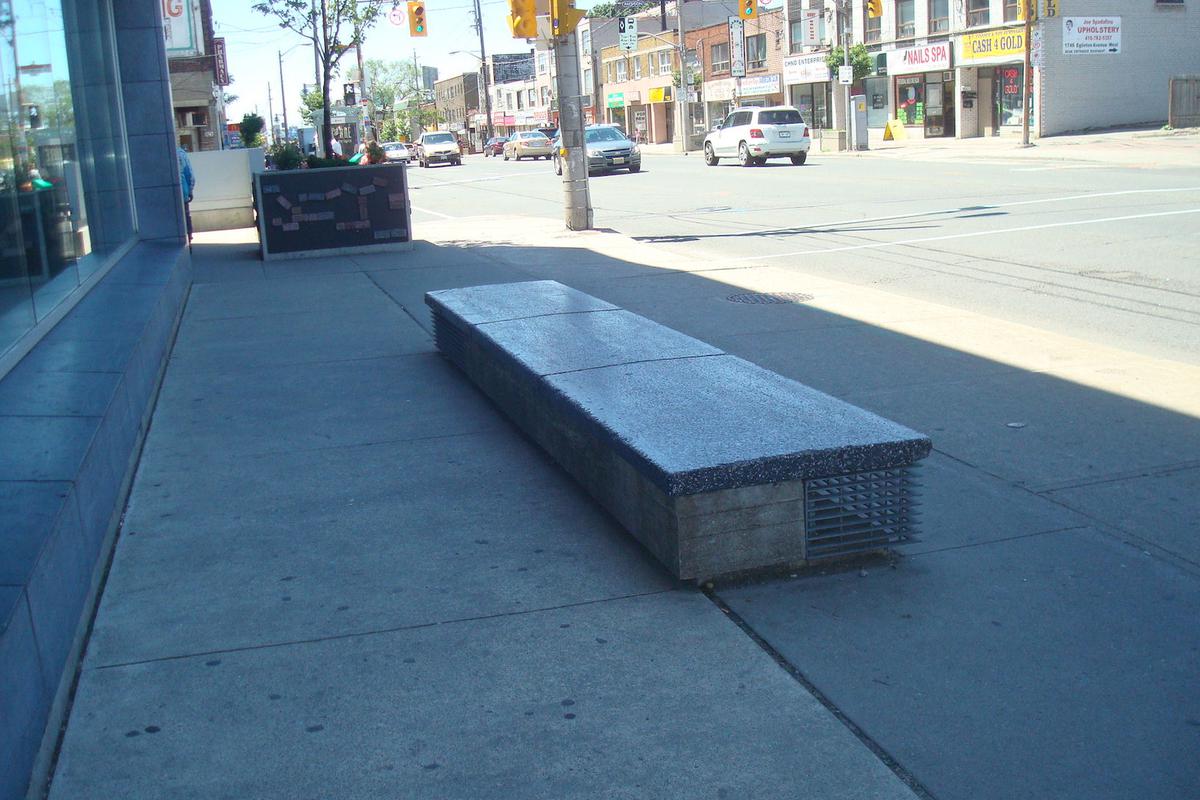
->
[405,151,1200,364]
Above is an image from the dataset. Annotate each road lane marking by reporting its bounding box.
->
[410,173,540,189]
[677,186,1200,238]
[1012,164,1104,172]
[727,208,1200,261]
[410,205,455,219]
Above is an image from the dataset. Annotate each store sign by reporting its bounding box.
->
[783,53,830,85]
[1063,17,1121,55]
[886,42,951,74]
[162,0,201,56]
[704,77,736,102]
[533,110,548,124]
[606,92,625,108]
[619,16,638,51]
[648,86,674,103]
[740,74,781,96]
[213,37,230,85]
[492,111,505,124]
[957,27,1025,64]
[799,10,820,46]
[729,17,746,78]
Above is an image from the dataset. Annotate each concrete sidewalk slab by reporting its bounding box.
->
[719,527,1200,800]
[87,427,673,666]
[52,592,920,800]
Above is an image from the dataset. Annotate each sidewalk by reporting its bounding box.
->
[642,126,1200,168]
[45,220,1200,798]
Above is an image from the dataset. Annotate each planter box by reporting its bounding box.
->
[253,162,413,261]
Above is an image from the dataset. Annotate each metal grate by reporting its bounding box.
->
[804,467,921,560]
[431,309,466,368]
[726,292,814,305]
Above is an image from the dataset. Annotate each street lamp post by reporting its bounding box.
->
[278,42,310,145]
[450,49,493,150]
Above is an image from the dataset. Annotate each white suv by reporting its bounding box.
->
[703,106,812,167]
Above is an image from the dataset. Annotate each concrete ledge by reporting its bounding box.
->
[426,281,930,582]
[0,241,190,800]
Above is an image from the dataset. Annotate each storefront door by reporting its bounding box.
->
[925,76,955,137]
[994,64,1026,128]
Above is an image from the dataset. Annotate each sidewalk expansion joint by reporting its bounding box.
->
[704,588,939,800]
[168,349,437,373]
[901,525,1090,557]
[92,588,679,672]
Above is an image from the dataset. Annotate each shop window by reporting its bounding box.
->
[966,0,990,27]
[711,42,730,73]
[745,33,767,69]
[864,8,882,42]
[895,77,925,126]
[929,0,949,32]
[896,0,915,38]
[996,64,1026,126]
[0,0,136,361]
[1003,0,1021,21]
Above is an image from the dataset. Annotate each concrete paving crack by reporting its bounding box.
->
[704,588,939,800]
[91,589,679,671]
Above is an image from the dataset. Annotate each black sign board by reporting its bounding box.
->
[254,163,412,260]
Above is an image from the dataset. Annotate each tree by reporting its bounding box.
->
[253,0,387,155]
[239,112,266,147]
[360,58,433,141]
[298,88,325,126]
[588,1,653,17]
[825,44,872,83]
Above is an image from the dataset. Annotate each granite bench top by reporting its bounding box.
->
[427,281,931,496]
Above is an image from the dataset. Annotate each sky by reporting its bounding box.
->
[213,0,600,127]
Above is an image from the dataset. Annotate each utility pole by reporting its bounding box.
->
[267,82,276,145]
[356,42,370,142]
[553,31,592,230]
[676,0,689,153]
[1021,0,1033,147]
[278,51,290,143]
[841,0,853,152]
[472,0,493,145]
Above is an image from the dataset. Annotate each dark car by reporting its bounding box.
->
[552,124,641,175]
[483,136,508,157]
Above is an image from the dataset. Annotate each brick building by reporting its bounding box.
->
[166,0,227,151]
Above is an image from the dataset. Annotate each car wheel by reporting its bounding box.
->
[628,163,641,173]
[704,143,718,166]
[791,153,807,165]
[503,151,509,161]
[738,143,753,167]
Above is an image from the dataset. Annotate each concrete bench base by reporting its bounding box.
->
[427,281,928,582]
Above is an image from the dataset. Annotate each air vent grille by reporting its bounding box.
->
[804,467,920,560]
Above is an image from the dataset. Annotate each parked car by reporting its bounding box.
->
[551,124,641,176]
[381,141,411,162]
[703,106,811,167]
[416,131,462,167]
[483,136,508,157]
[503,130,554,161]
[537,126,558,141]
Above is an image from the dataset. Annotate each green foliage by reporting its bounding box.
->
[269,141,304,171]
[298,89,325,126]
[304,155,351,169]
[588,1,653,17]
[379,117,402,142]
[826,44,872,83]
[239,113,266,147]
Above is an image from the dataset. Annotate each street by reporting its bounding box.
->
[407,150,1200,364]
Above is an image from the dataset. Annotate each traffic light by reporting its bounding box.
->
[407,1,426,36]
[739,0,756,20]
[866,0,882,19]
[550,0,585,37]
[507,0,537,38]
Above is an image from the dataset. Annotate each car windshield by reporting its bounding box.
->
[424,133,455,144]
[758,109,804,125]
[585,127,628,143]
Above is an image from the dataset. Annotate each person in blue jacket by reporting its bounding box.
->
[177,145,195,246]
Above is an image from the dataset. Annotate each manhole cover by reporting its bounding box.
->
[725,292,813,305]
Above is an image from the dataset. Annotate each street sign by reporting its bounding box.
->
[213,37,230,85]
[800,9,819,46]
[619,16,637,51]
[838,65,853,84]
[388,4,405,25]
[728,16,746,78]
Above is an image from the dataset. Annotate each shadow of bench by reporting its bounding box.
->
[426,280,931,583]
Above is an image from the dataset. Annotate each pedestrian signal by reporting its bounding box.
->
[407,1,427,36]
[740,0,757,19]
[508,0,537,38]
[866,0,882,18]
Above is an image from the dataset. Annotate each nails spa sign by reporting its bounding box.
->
[886,42,952,75]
